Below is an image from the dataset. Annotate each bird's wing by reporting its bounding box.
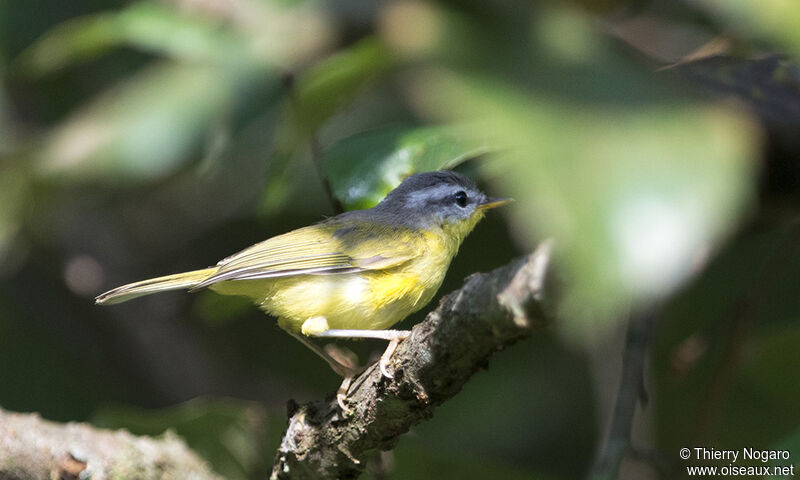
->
[194,222,421,288]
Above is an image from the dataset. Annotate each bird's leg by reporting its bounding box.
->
[379,335,406,379]
[311,329,411,379]
[323,343,360,372]
[336,376,354,413]
[288,331,361,376]
[288,331,364,412]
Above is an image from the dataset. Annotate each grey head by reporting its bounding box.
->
[373,170,491,228]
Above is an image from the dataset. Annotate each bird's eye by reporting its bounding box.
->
[454,191,468,208]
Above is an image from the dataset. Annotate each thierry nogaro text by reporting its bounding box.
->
[693,447,790,463]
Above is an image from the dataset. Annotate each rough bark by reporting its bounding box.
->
[271,240,554,480]
[0,408,221,480]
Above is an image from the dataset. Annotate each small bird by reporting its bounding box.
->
[96,170,509,409]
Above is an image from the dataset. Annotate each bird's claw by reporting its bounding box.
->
[379,358,394,379]
[379,335,408,380]
[330,332,410,412]
[337,376,354,414]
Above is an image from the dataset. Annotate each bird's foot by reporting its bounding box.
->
[337,376,354,413]
[324,343,360,375]
[379,332,410,379]
[323,347,364,414]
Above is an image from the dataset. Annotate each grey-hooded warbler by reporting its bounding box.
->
[96,170,510,410]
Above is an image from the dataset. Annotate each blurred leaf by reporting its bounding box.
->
[693,0,800,57]
[672,54,800,124]
[0,165,29,270]
[653,226,800,448]
[36,60,274,183]
[401,2,759,339]
[323,126,491,210]
[14,2,247,76]
[261,38,395,215]
[291,38,394,134]
[414,68,757,340]
[26,0,332,184]
[92,397,271,480]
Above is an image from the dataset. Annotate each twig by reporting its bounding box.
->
[309,135,345,214]
[282,71,345,215]
[0,408,221,479]
[270,241,554,480]
[590,308,658,480]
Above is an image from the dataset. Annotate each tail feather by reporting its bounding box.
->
[95,268,216,305]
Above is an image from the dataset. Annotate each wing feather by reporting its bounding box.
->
[194,222,421,289]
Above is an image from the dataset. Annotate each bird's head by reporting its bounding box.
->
[375,171,510,240]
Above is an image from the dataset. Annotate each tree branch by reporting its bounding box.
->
[271,240,554,480]
[0,408,221,480]
[590,308,658,480]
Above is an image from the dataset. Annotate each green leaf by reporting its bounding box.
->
[91,398,272,480]
[23,0,331,184]
[692,0,800,57]
[0,165,29,268]
[291,38,394,134]
[673,55,800,125]
[652,227,800,449]
[36,60,274,183]
[260,38,395,215]
[414,68,757,340]
[14,2,248,76]
[400,2,760,340]
[323,126,491,210]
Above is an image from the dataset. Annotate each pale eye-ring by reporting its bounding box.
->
[454,190,468,207]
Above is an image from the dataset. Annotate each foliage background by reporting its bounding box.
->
[1,0,799,478]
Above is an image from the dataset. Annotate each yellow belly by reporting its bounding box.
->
[209,230,457,334]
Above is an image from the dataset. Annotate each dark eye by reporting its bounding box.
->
[454,190,468,207]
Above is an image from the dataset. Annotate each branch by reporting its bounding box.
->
[0,407,221,480]
[271,240,554,480]
[590,308,658,480]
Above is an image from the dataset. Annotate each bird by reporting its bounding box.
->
[96,170,509,410]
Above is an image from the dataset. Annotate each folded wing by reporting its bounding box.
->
[193,222,421,289]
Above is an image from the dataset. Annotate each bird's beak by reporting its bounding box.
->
[478,197,513,210]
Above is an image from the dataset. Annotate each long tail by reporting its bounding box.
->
[95,268,217,305]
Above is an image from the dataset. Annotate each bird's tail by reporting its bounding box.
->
[95,268,216,305]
